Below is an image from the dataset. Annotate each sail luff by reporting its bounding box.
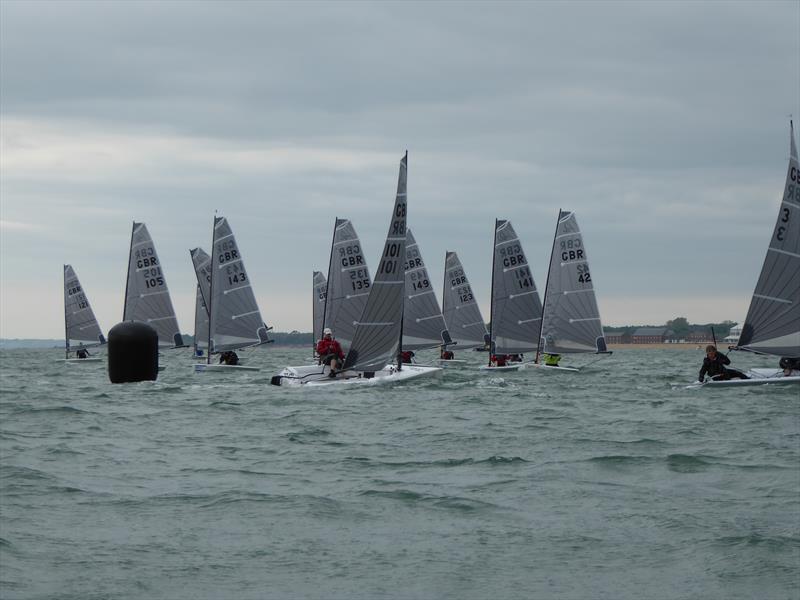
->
[736,121,800,357]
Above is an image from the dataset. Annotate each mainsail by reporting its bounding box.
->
[312,271,327,346]
[323,218,371,350]
[402,229,451,350]
[490,219,542,355]
[343,153,408,372]
[63,264,106,353]
[539,210,608,355]
[190,247,212,354]
[123,222,184,348]
[441,251,489,349]
[193,285,209,353]
[736,121,800,357]
[208,216,271,354]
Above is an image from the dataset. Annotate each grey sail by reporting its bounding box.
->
[323,218,371,350]
[312,271,327,345]
[123,222,184,348]
[209,216,270,353]
[343,153,408,372]
[193,285,209,352]
[539,210,607,354]
[402,229,451,350]
[190,247,212,310]
[190,247,212,354]
[63,264,106,353]
[442,251,489,349]
[490,219,542,354]
[736,121,800,357]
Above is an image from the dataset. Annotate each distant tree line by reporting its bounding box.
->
[604,318,736,338]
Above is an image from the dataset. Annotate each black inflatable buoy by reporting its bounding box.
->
[107,321,159,383]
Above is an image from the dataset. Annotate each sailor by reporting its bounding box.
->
[698,345,748,382]
[490,353,508,367]
[508,354,523,362]
[440,346,454,360]
[779,356,800,377]
[400,350,415,364]
[219,350,239,366]
[317,328,344,377]
[76,348,89,359]
[543,353,561,367]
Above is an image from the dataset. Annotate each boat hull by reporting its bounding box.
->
[194,363,260,373]
[478,364,522,372]
[61,358,103,364]
[271,364,441,386]
[525,362,580,373]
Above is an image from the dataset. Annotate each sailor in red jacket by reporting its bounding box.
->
[317,328,344,377]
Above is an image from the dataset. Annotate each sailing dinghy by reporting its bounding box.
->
[439,251,489,365]
[699,122,800,388]
[62,264,105,362]
[529,210,611,373]
[123,222,185,349]
[479,219,542,372]
[189,247,212,358]
[271,153,441,386]
[195,217,272,372]
[402,229,452,359]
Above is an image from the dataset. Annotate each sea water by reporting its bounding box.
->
[1,347,798,599]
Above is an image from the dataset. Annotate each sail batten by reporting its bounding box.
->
[490,220,542,355]
[208,217,270,353]
[441,252,488,349]
[736,122,800,357]
[123,222,184,348]
[539,211,607,355]
[343,153,408,372]
[64,265,106,353]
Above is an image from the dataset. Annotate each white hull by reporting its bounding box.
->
[194,363,260,373]
[61,358,103,364]
[436,359,468,366]
[687,368,800,388]
[478,364,522,372]
[271,363,441,387]
[525,362,580,373]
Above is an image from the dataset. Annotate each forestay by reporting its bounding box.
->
[63,264,106,352]
[209,216,270,353]
[123,222,184,347]
[323,218,371,351]
[490,220,542,355]
[343,153,408,372]
[540,210,608,354]
[736,121,800,357]
[312,271,327,346]
[402,229,452,350]
[442,251,489,349]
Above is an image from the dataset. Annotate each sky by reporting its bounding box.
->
[1,0,799,338]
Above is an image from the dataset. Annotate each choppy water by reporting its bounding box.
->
[1,346,798,599]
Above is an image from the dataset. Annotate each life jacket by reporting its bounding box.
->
[441,350,454,360]
[491,354,507,367]
[317,338,344,359]
[544,353,561,366]
[400,350,414,363]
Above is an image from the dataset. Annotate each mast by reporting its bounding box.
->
[207,215,216,366]
[122,221,135,321]
[442,252,449,357]
[319,217,338,338]
[63,265,69,359]
[488,219,498,366]
[536,209,562,365]
[397,151,408,371]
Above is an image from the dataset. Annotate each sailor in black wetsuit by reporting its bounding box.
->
[698,345,748,382]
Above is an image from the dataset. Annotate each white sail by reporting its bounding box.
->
[322,218,371,350]
[539,210,608,354]
[489,219,542,355]
[123,222,184,348]
[190,247,212,310]
[208,216,270,353]
[402,229,451,350]
[312,271,327,346]
[441,251,489,349]
[736,121,800,357]
[63,264,105,354]
[343,153,408,372]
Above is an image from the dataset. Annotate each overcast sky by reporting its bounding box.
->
[1,0,798,338]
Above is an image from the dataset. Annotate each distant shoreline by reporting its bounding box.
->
[608,343,717,350]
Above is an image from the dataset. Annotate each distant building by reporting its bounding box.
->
[723,323,742,344]
[631,327,671,343]
[605,332,632,344]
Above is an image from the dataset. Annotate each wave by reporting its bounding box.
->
[665,453,715,472]
[360,488,500,511]
[344,455,527,468]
